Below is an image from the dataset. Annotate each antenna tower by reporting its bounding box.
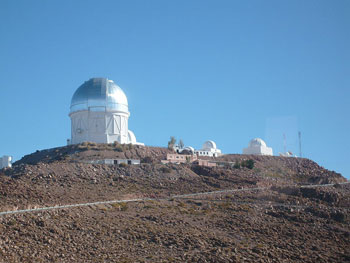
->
[298,131,302,157]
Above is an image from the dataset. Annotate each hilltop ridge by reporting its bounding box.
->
[0,143,349,262]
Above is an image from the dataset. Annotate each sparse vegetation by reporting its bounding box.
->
[232,159,254,169]
[178,139,184,149]
[168,136,176,149]
[111,202,128,211]
[233,161,241,169]
[241,159,255,169]
[114,145,123,152]
[74,141,134,153]
[119,202,128,211]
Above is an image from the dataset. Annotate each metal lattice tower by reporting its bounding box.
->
[298,131,302,158]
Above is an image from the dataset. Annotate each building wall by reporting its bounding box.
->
[85,159,140,165]
[70,110,129,144]
[164,154,197,163]
[243,146,273,156]
[195,150,221,157]
[195,159,217,167]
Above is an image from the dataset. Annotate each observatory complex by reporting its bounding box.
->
[69,78,143,145]
[195,140,222,157]
[173,140,222,157]
[243,138,273,156]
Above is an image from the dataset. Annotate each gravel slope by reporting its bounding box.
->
[0,144,349,262]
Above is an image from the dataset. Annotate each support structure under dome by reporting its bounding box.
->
[242,138,273,156]
[69,78,143,145]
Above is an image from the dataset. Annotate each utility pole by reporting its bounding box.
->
[298,131,302,158]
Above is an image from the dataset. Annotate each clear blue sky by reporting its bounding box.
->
[0,0,349,179]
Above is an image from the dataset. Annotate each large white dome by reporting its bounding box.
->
[70,78,128,114]
[249,138,267,147]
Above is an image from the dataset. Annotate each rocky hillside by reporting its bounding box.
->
[0,144,349,262]
[14,142,171,165]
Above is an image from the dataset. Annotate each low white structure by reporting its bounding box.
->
[243,138,273,156]
[279,151,296,157]
[195,140,222,157]
[69,78,143,145]
[0,156,12,169]
[86,159,140,165]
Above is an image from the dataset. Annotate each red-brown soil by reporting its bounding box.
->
[0,143,349,262]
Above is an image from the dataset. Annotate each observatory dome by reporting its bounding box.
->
[183,146,195,153]
[195,140,221,157]
[202,140,217,151]
[70,78,128,114]
[249,138,267,147]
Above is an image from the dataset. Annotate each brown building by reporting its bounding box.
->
[161,153,197,164]
[161,154,216,167]
[193,159,217,167]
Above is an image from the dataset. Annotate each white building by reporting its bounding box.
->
[85,159,140,165]
[279,151,297,157]
[0,156,12,169]
[69,78,143,145]
[242,138,273,156]
[195,140,222,157]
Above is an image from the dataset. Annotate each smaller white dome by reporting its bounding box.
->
[128,130,137,144]
[183,146,195,153]
[249,138,267,147]
[202,140,217,150]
